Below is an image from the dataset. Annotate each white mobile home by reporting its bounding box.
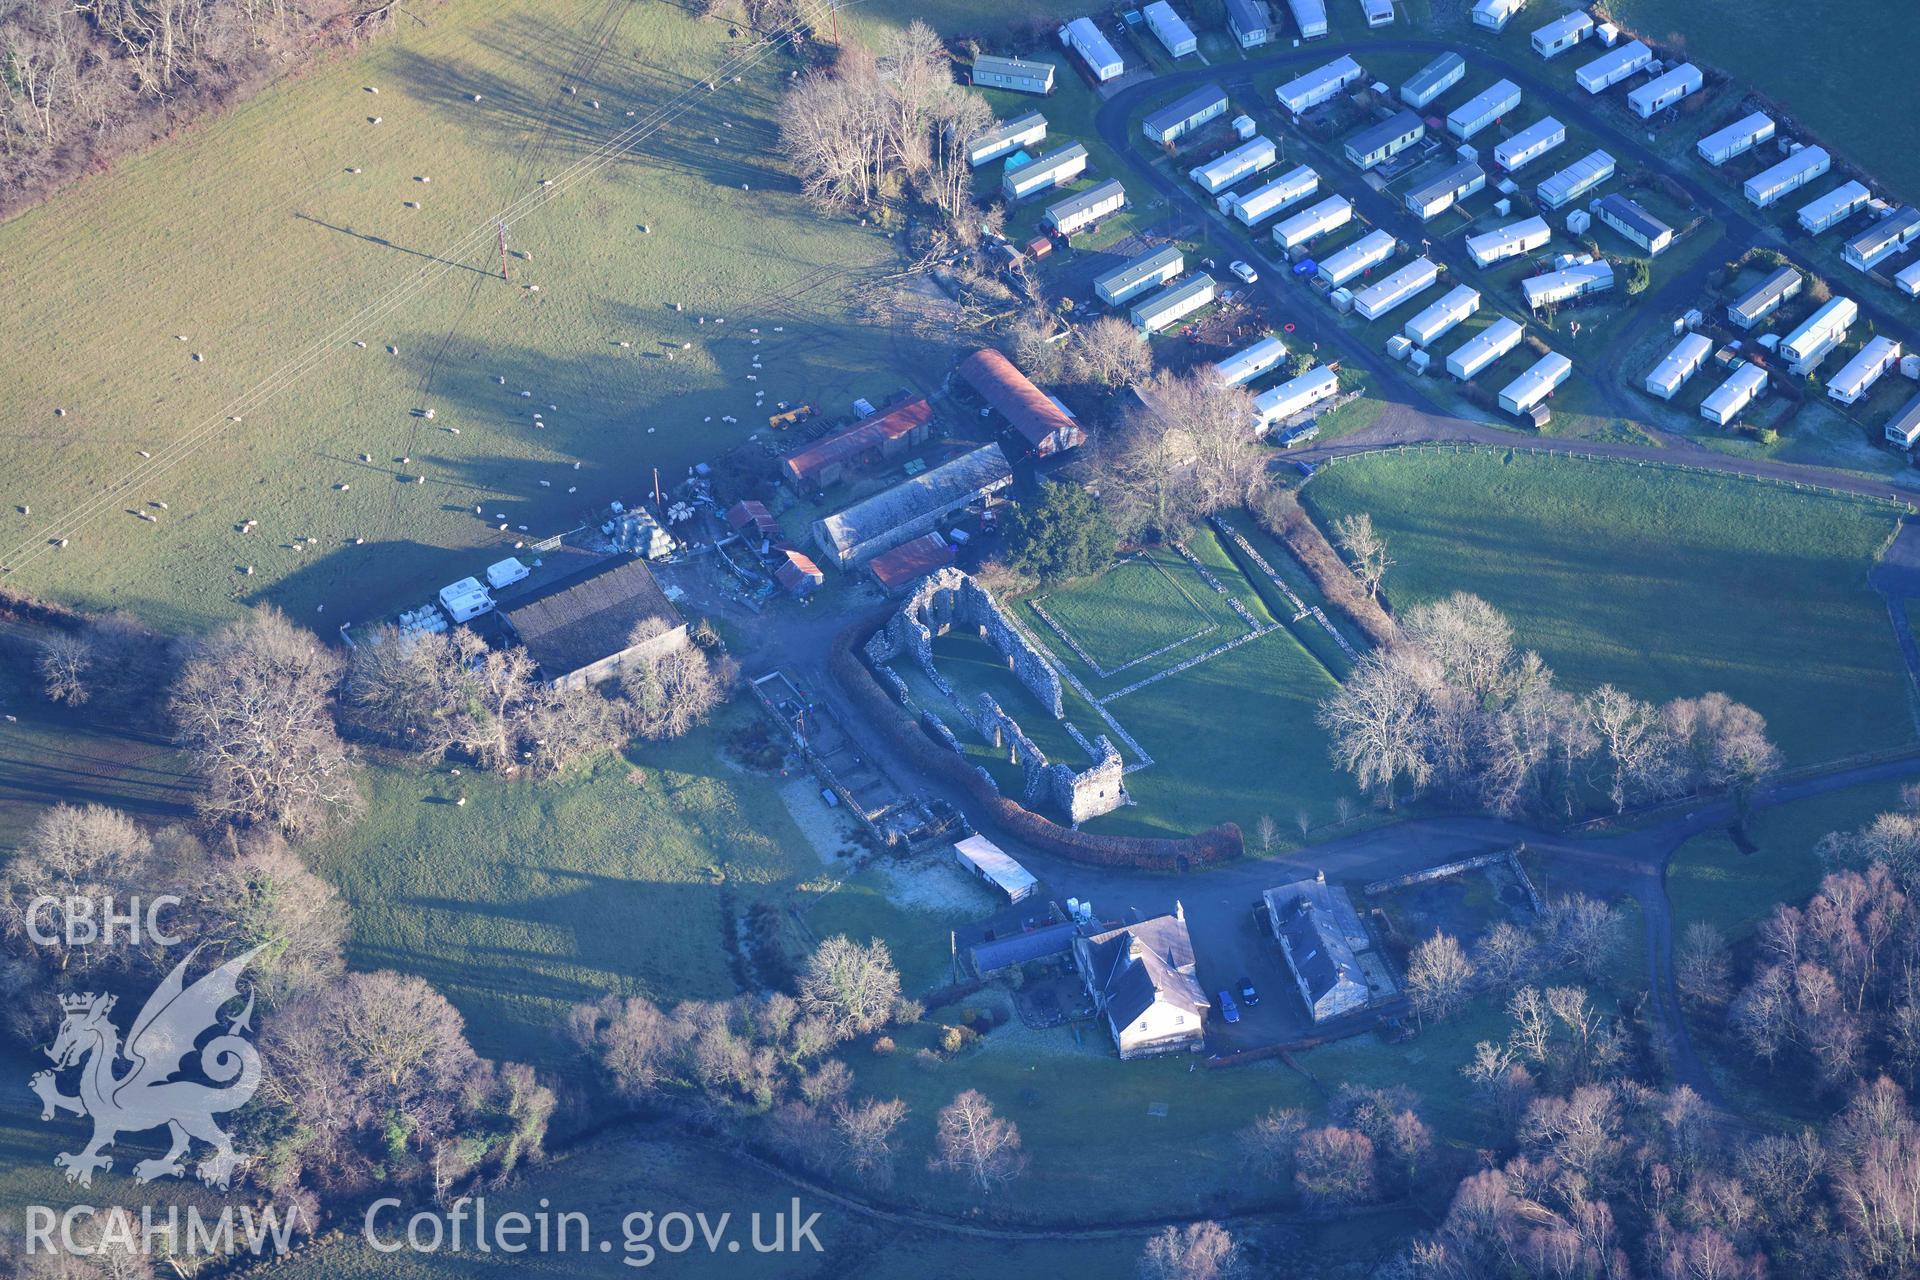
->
[1829,337,1903,405]
[1887,391,1920,450]
[1401,52,1465,110]
[1223,164,1319,225]
[1448,80,1522,141]
[1317,229,1397,287]
[1499,351,1573,415]
[1726,265,1802,329]
[971,55,1056,96]
[1276,56,1364,116]
[1644,332,1713,400]
[1780,296,1858,371]
[1352,257,1441,320]
[1002,143,1087,200]
[1058,17,1124,81]
[1214,335,1289,387]
[1286,0,1330,39]
[1142,85,1229,145]
[1404,284,1481,347]
[1696,112,1775,166]
[1144,1,1198,57]
[1576,40,1651,93]
[1447,316,1524,380]
[1595,194,1674,255]
[1532,10,1594,58]
[1897,259,1920,299]
[1345,111,1425,171]
[1045,179,1126,236]
[1357,0,1395,27]
[1095,245,1184,306]
[1845,207,1920,270]
[1467,215,1552,267]
[969,113,1048,167]
[1700,364,1768,424]
[1472,0,1526,31]
[1522,259,1614,310]
[1406,160,1487,220]
[1745,146,1831,208]
[1272,194,1353,249]
[1798,181,1872,235]
[1493,117,1567,172]
[1189,136,1278,194]
[1130,273,1218,333]
[1226,0,1273,48]
[1253,365,1339,430]
[1536,149,1615,208]
[1628,63,1702,119]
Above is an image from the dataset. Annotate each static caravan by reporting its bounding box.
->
[1226,0,1273,48]
[1273,194,1354,249]
[1896,259,1920,299]
[1276,56,1364,117]
[1002,143,1087,199]
[1405,284,1481,347]
[1644,332,1713,400]
[1253,365,1340,430]
[1798,181,1872,235]
[1829,336,1903,406]
[1214,335,1289,387]
[1628,63,1702,119]
[1499,351,1573,415]
[1317,229,1398,287]
[1523,259,1614,309]
[1353,257,1441,320]
[1532,10,1594,59]
[1447,316,1525,380]
[1595,193,1674,255]
[1046,179,1126,236]
[1887,391,1920,449]
[1472,0,1526,31]
[1095,245,1184,306]
[1781,296,1859,371]
[971,55,1056,96]
[1467,215,1552,267]
[1494,117,1567,172]
[1144,2,1198,57]
[1401,52,1465,110]
[1726,265,1802,329]
[1697,112,1775,166]
[1448,80,1522,141]
[1130,273,1217,332]
[1576,40,1652,94]
[1537,149,1616,208]
[1287,0,1330,39]
[1845,206,1920,270]
[1345,111,1426,171]
[1223,164,1319,225]
[1058,17,1124,81]
[1357,0,1395,28]
[1142,85,1230,145]
[1745,146,1831,208]
[1190,136,1279,194]
[1700,364,1768,424]
[1407,160,1487,220]
[968,113,1048,167]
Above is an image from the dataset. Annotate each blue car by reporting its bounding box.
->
[1217,991,1240,1024]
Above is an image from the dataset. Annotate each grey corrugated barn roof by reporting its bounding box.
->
[501,556,681,679]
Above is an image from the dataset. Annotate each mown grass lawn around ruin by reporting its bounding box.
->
[1302,448,1912,769]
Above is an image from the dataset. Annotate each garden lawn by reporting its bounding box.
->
[1034,555,1216,673]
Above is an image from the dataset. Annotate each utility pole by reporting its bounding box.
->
[497,221,511,281]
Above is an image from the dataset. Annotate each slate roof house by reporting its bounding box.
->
[1264,872,1370,1023]
[1073,907,1209,1059]
[499,557,687,691]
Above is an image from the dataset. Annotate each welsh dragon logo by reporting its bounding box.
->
[28,946,265,1190]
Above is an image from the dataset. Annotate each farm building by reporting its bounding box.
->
[1745,146,1831,208]
[968,113,1048,167]
[1073,910,1208,1060]
[774,549,824,596]
[1523,259,1614,309]
[1726,265,1803,329]
[1499,351,1573,415]
[1628,63,1702,118]
[1700,364,1769,425]
[1272,194,1354,249]
[1046,179,1127,235]
[1275,55,1364,116]
[972,55,1055,95]
[1406,160,1486,220]
[1265,874,1370,1023]
[1576,40,1651,93]
[1493,116,1566,171]
[1845,206,1920,270]
[1467,215,1552,266]
[1447,315,1525,379]
[1130,273,1219,332]
[1317,229,1398,286]
[1898,259,1920,299]
[811,443,1013,567]
[1352,257,1441,320]
[1142,84,1230,145]
[959,349,1086,456]
[1286,0,1330,39]
[1781,296,1859,371]
[1144,1,1198,56]
[499,557,687,692]
[1697,111,1776,166]
[1214,334,1290,386]
[1471,0,1526,31]
[1887,391,1920,450]
[1095,244,1186,305]
[866,532,955,593]
[1595,194,1674,254]
[726,498,782,543]
[1254,365,1340,430]
[1059,17,1124,81]
[782,397,935,491]
[1222,163,1320,225]
[1405,284,1481,347]
[1537,149,1616,208]
[1532,10,1594,58]
[1357,0,1395,27]
[1829,336,1903,405]
[1798,181,1873,235]
[1002,142,1087,200]
[1345,110,1426,170]
[954,835,1039,903]
[1226,0,1273,47]
[1645,332,1714,400]
[1189,136,1279,194]
[1401,52,1466,110]
[1448,80,1522,141]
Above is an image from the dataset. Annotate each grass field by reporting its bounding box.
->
[1303,448,1912,768]
[1035,555,1215,673]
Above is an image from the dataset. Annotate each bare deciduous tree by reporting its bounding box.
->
[799,936,901,1041]
[933,1089,1027,1192]
[36,631,93,705]
[1316,646,1434,809]
[1139,1221,1244,1280]
[1331,512,1392,602]
[1072,314,1152,388]
[1293,1126,1376,1205]
[1677,920,1732,1009]
[1407,931,1477,1025]
[834,1095,907,1188]
[1239,1106,1307,1182]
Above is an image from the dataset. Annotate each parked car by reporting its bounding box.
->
[1237,977,1260,1007]
[1218,991,1241,1023]
[1230,260,1259,284]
